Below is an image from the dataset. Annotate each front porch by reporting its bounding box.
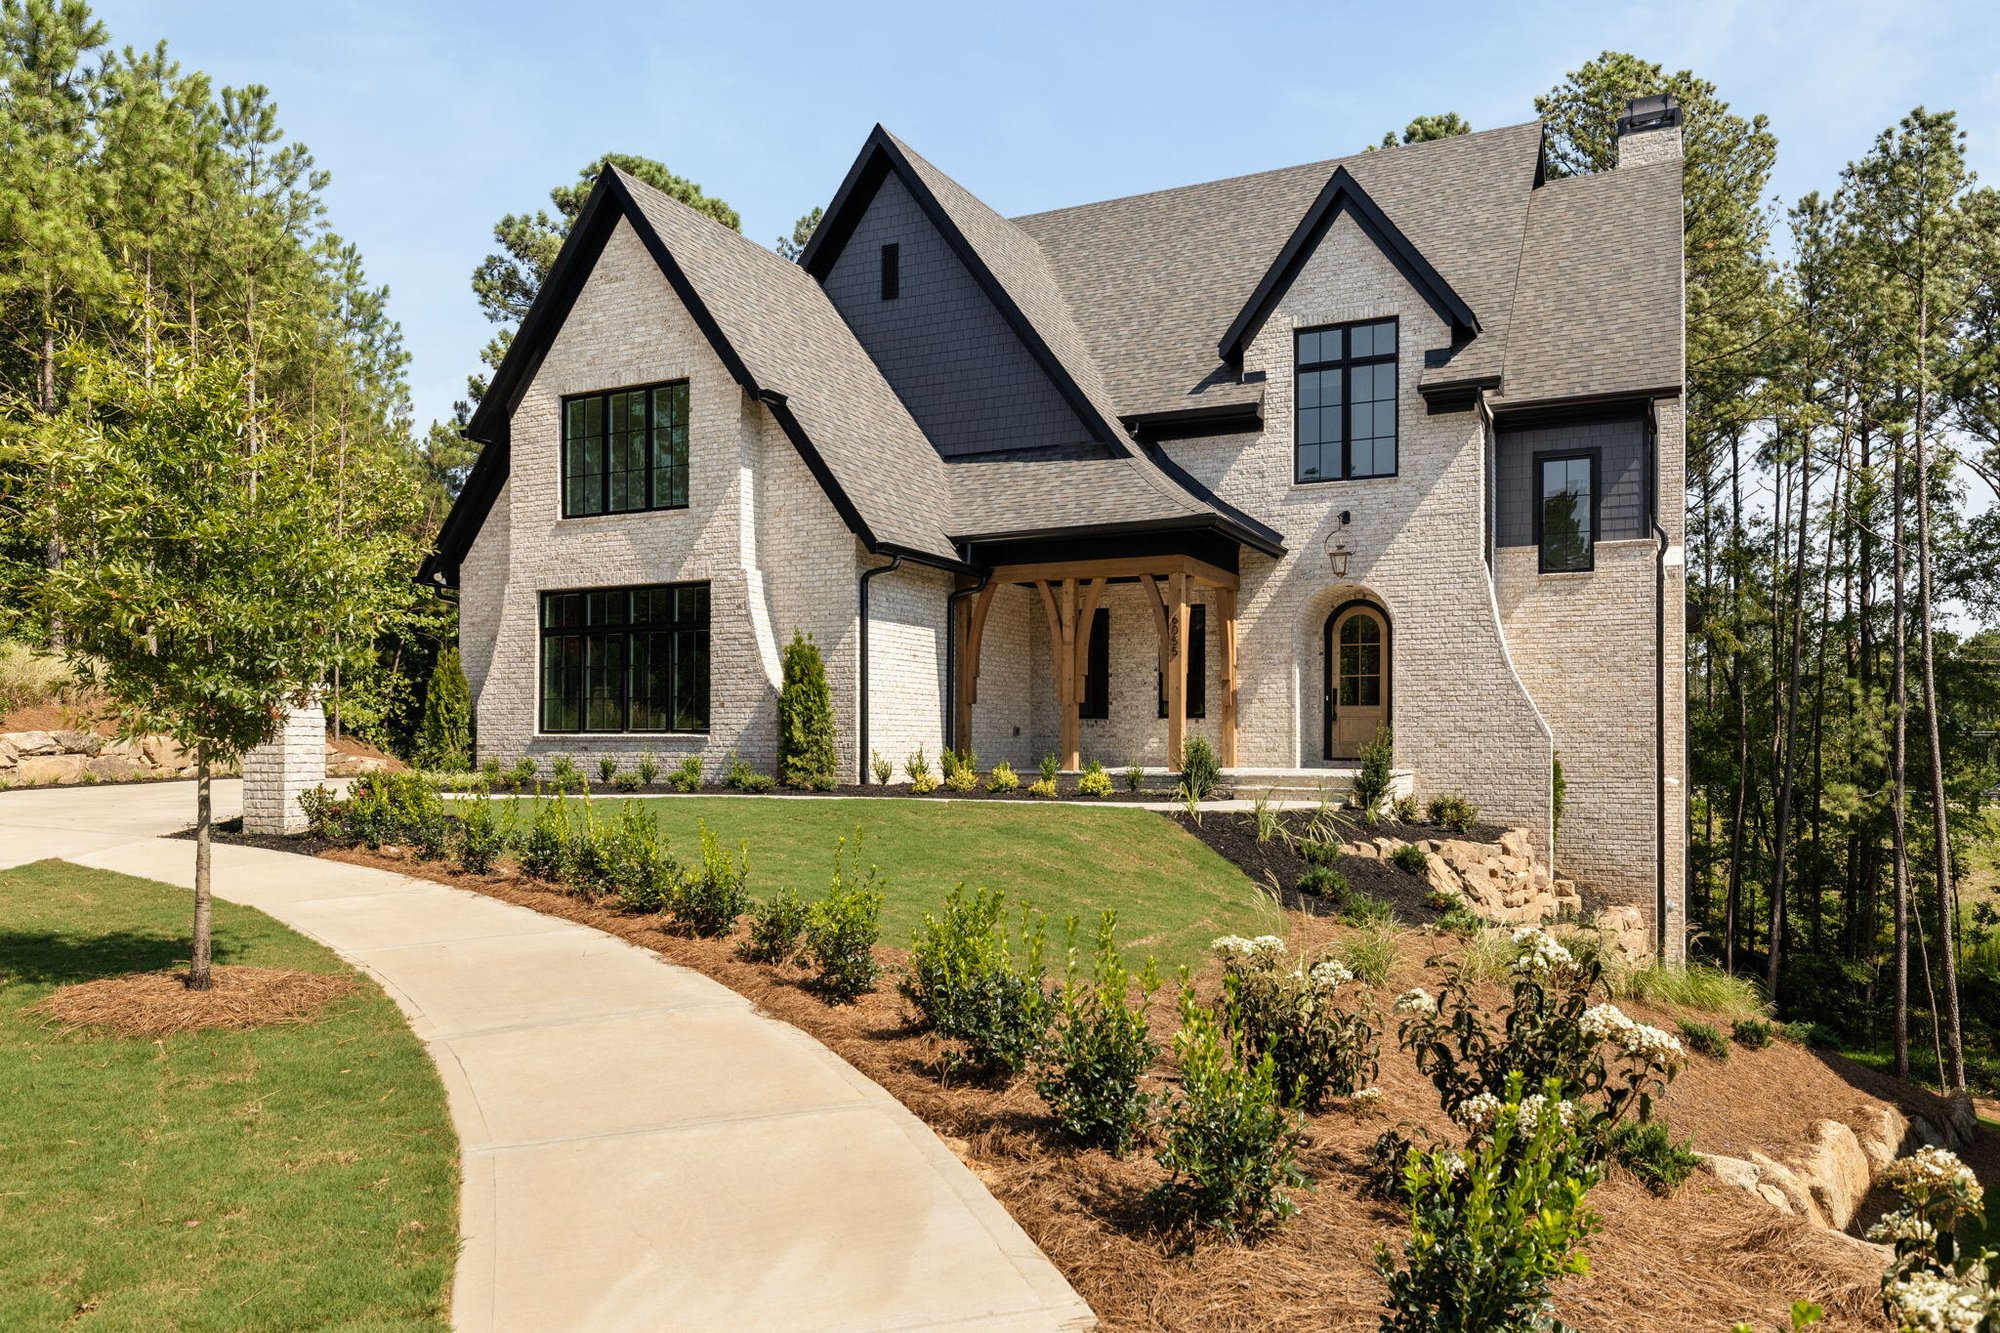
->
[953,554,1241,773]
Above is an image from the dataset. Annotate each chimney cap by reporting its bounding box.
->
[1617,93,1682,135]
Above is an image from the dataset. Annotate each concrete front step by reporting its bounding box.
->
[1225,768,1413,804]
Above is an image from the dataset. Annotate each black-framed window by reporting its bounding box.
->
[1158,604,1207,720]
[1536,452,1597,573]
[561,381,690,518]
[880,243,900,300]
[540,583,709,733]
[1294,318,1397,483]
[1081,608,1110,720]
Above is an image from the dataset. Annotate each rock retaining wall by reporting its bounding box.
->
[0,728,385,788]
[1341,828,1583,924]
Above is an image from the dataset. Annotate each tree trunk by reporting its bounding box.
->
[1891,432,1911,1079]
[190,746,214,991]
[1767,429,1811,1001]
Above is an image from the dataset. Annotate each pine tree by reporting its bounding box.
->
[776,630,836,790]
[413,645,472,772]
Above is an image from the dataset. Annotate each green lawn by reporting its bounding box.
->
[514,797,1281,969]
[0,860,457,1330]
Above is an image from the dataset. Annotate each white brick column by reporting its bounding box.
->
[242,700,327,834]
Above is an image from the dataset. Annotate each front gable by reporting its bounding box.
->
[809,146,1095,457]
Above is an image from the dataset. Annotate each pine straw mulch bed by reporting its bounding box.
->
[29,965,356,1038]
[297,840,1924,1332]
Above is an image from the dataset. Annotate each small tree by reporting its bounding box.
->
[413,645,472,770]
[777,629,836,788]
[10,340,417,989]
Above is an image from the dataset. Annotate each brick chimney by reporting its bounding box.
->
[1616,93,1682,168]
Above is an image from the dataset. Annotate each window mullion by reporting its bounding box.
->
[643,388,655,512]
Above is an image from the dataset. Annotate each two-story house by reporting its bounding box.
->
[421,96,1689,959]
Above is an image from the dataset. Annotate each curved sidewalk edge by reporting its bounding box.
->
[0,781,1095,1333]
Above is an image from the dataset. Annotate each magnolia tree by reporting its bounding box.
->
[11,341,420,988]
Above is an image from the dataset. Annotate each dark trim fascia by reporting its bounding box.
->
[419,418,510,589]
[964,523,1243,574]
[1218,166,1478,366]
[1419,375,1503,414]
[1123,400,1263,441]
[1488,387,1680,425]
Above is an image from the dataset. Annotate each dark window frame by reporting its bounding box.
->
[1293,317,1399,485]
[1533,449,1599,574]
[1080,607,1110,720]
[1158,603,1207,721]
[880,242,900,300]
[559,379,691,519]
[538,581,711,735]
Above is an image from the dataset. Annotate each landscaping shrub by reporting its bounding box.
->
[670,822,748,936]
[1124,763,1144,793]
[1731,1016,1775,1050]
[412,646,472,772]
[1610,961,1766,1020]
[613,769,643,793]
[480,756,504,788]
[1353,725,1395,816]
[1151,981,1306,1242]
[1251,796,1280,844]
[1300,836,1339,867]
[941,748,981,793]
[667,755,704,793]
[1077,758,1114,798]
[1434,904,1482,938]
[907,746,939,795]
[606,803,677,911]
[1389,842,1429,874]
[1604,1116,1700,1195]
[550,753,580,786]
[1552,752,1566,839]
[1026,776,1058,798]
[1179,736,1222,801]
[637,752,661,786]
[1036,911,1161,1156]
[597,754,618,783]
[1867,1145,1994,1329]
[1376,1074,1601,1332]
[455,792,508,874]
[871,750,894,786]
[740,885,809,963]
[1425,792,1478,833]
[1214,935,1379,1110]
[1039,753,1060,785]
[519,798,573,882]
[1394,928,1685,1130]
[986,761,1019,793]
[1339,922,1399,987]
[1340,891,1397,929]
[777,630,838,789]
[903,883,1056,1079]
[801,834,884,1001]
[739,771,776,793]
[1298,865,1348,899]
[1678,1018,1729,1060]
[560,803,621,899]
[507,757,539,789]
[298,784,344,840]
[1391,793,1421,824]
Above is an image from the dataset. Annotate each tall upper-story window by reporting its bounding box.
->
[1537,453,1596,573]
[561,381,690,518]
[1294,319,1397,484]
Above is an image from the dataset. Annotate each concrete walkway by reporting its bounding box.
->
[0,781,1095,1333]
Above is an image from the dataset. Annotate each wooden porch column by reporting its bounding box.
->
[1058,578,1081,771]
[954,581,995,756]
[1165,572,1190,767]
[1071,578,1105,757]
[1217,587,1240,768]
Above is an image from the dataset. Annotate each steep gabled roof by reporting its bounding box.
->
[423,168,967,585]
[1011,123,1547,419]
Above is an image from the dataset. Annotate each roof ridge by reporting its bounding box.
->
[1011,120,1544,224]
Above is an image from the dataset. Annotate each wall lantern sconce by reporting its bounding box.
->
[1325,511,1353,577]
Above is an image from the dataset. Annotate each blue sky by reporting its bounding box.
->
[95,0,2000,433]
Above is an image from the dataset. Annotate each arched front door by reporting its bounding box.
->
[1323,602,1390,760]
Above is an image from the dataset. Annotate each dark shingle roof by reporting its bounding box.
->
[1493,159,1684,406]
[1011,123,1547,418]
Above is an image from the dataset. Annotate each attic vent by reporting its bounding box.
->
[880,243,900,300]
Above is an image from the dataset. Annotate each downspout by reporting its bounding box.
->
[1648,400,1669,963]
[944,564,991,755]
[857,555,904,784]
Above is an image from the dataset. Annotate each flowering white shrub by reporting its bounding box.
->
[1353,1087,1384,1106]
[1510,926,1576,979]
[1310,959,1355,989]
[1870,1144,1996,1333]
[1216,940,1379,1111]
[1393,987,1437,1015]
[1883,1270,1987,1333]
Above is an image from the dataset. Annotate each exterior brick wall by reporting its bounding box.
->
[966,584,1037,773]
[242,701,327,834]
[1164,210,1555,851]
[866,562,952,782]
[464,217,861,779]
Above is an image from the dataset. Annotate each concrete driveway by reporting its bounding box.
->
[0,780,1095,1332]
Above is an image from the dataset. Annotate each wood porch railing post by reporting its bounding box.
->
[1218,587,1239,768]
[1059,578,1080,771]
[1166,572,1189,768]
[956,580,995,757]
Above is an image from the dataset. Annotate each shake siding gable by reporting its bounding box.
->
[470,216,860,774]
[820,171,1093,457]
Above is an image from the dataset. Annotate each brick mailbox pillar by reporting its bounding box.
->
[242,699,327,835]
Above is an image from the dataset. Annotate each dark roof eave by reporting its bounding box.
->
[1487,384,1683,419]
[1218,165,1479,367]
[955,512,1285,560]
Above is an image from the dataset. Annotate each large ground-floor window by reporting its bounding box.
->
[539,582,709,734]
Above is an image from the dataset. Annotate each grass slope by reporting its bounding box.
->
[517,797,1282,969]
[0,860,457,1329]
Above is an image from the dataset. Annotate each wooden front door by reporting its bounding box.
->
[1324,603,1388,760]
